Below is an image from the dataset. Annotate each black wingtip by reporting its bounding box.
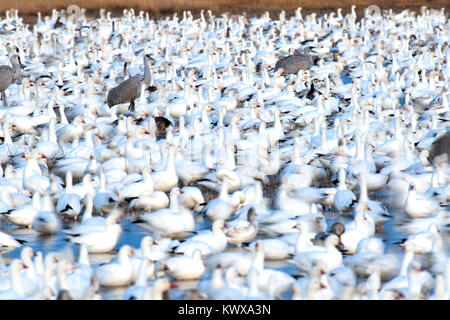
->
[66,233,81,238]
[393,239,407,246]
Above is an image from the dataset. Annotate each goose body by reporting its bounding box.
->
[133,188,195,239]
[32,209,61,234]
[0,232,25,255]
[95,245,135,287]
[182,219,228,253]
[160,249,205,281]
[2,192,40,228]
[288,234,343,274]
[68,211,122,253]
[0,260,26,299]
[56,171,82,219]
[204,179,234,222]
[333,168,356,213]
[404,182,441,218]
[224,207,259,247]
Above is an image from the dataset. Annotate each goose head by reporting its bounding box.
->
[118,244,136,259]
[141,236,157,249]
[212,219,225,233]
[325,234,344,251]
[328,223,344,238]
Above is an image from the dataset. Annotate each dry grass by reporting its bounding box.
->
[0,0,448,20]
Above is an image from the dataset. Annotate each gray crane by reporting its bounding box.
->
[274,49,313,74]
[429,130,450,166]
[107,54,154,112]
[0,54,23,107]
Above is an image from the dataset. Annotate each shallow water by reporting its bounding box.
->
[3,196,443,300]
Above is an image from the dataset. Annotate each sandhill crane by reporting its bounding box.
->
[274,49,313,74]
[107,54,154,111]
[0,54,23,106]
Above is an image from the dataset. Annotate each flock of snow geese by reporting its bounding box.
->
[0,5,448,300]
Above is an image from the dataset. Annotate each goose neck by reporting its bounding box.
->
[118,249,132,264]
[219,180,229,200]
[250,245,264,272]
[295,226,308,252]
[359,175,368,202]
[78,245,90,266]
[338,169,346,189]
[57,264,70,291]
[65,172,73,192]
[135,259,149,286]
[399,249,414,276]
[82,196,93,220]
[10,262,23,292]
[166,147,176,173]
[169,191,179,211]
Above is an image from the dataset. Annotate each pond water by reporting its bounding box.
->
[3,190,442,300]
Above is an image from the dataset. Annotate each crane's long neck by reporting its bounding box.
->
[143,56,151,86]
[11,60,21,82]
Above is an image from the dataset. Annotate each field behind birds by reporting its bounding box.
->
[0,0,448,18]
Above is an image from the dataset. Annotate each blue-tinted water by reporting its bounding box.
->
[1,196,447,299]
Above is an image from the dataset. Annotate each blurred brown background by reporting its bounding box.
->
[0,0,448,21]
